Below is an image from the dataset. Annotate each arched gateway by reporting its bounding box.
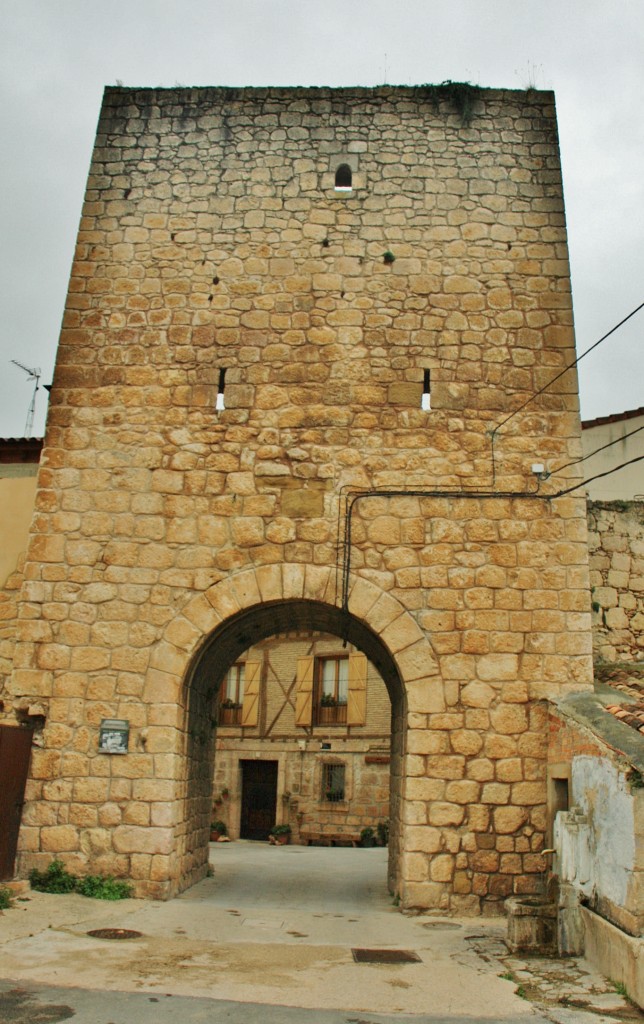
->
[173,565,438,901]
[2,85,593,913]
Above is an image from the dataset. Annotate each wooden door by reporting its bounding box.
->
[240,760,278,840]
[0,725,33,880]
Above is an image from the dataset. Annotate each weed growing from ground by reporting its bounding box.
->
[29,858,132,900]
[76,875,133,900]
[29,859,76,893]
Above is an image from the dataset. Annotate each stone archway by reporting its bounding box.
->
[154,564,441,900]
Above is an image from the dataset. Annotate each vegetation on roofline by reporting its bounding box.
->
[414,81,483,126]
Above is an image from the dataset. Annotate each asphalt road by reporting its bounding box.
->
[0,979,556,1024]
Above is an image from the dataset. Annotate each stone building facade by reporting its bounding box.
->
[212,632,391,844]
[0,85,594,911]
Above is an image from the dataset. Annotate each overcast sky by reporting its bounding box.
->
[0,0,642,438]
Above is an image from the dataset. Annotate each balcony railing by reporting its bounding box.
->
[317,702,347,725]
[218,705,242,726]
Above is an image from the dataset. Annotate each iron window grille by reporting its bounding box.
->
[322,762,346,803]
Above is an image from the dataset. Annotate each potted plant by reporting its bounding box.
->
[210,819,228,841]
[360,826,376,848]
[325,788,342,803]
[320,693,337,707]
[376,819,390,847]
[269,823,292,845]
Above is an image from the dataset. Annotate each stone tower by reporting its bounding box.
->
[3,85,593,910]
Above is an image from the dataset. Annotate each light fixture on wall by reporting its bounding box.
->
[531,462,550,481]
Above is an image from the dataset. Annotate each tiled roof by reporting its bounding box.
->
[596,663,644,736]
[0,437,43,463]
[604,702,644,735]
[582,406,644,430]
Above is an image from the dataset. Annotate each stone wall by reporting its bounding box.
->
[588,501,644,661]
[2,86,593,910]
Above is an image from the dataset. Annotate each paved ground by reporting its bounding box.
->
[0,843,640,1023]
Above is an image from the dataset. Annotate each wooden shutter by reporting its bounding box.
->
[295,656,314,727]
[240,661,261,727]
[346,652,367,726]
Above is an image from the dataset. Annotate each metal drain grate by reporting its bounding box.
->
[86,928,143,940]
[352,948,421,964]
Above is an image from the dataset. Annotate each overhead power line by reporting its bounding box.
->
[550,422,644,477]
[492,299,644,436]
[552,455,644,498]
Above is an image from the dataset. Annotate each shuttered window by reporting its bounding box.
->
[346,651,367,726]
[295,656,314,727]
[240,660,261,727]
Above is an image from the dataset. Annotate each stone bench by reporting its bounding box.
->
[299,830,361,847]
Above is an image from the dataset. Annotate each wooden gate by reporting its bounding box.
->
[240,760,278,840]
[0,725,33,880]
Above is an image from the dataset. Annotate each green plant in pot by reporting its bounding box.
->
[210,819,228,841]
[269,823,292,845]
[376,819,390,847]
[360,826,376,848]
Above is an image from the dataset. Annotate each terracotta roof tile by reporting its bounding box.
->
[603,699,644,734]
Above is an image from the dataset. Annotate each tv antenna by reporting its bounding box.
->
[11,360,41,437]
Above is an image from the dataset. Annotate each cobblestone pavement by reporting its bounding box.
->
[459,930,643,1023]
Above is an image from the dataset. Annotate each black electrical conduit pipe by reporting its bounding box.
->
[338,477,586,617]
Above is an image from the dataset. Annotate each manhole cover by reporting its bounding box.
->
[352,948,421,964]
[86,928,143,940]
[421,921,462,931]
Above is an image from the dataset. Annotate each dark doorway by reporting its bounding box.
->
[0,725,33,880]
[240,760,278,840]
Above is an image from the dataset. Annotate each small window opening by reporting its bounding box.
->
[322,762,345,803]
[216,367,226,411]
[334,164,352,191]
[553,777,569,817]
[421,369,431,411]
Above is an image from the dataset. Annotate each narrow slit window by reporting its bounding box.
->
[215,367,226,411]
[421,369,431,411]
[334,164,352,191]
